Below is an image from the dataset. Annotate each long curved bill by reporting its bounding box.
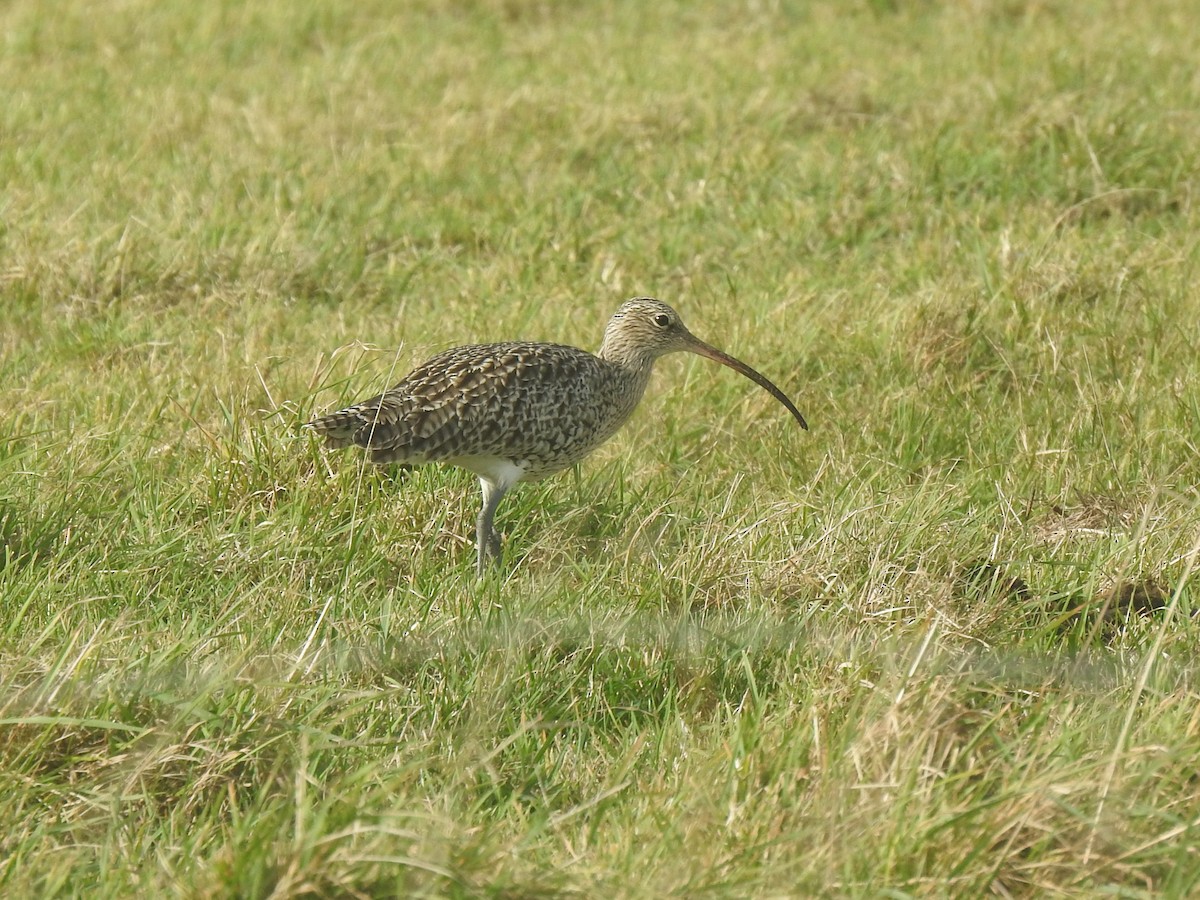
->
[686,337,809,431]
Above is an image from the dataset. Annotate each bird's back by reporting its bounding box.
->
[308,341,649,478]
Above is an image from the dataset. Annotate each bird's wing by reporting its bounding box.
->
[308,342,609,463]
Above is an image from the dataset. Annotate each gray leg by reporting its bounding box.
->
[476,478,508,577]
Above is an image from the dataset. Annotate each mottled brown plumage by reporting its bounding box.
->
[307,298,807,576]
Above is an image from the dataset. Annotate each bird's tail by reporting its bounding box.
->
[305,404,376,449]
[306,394,413,456]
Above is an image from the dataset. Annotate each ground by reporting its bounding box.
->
[2,0,1200,895]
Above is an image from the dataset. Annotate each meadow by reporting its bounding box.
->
[3,0,1200,894]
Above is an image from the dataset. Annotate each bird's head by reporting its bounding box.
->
[600,298,699,361]
[599,297,808,430]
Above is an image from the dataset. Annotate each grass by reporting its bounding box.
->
[3,0,1200,894]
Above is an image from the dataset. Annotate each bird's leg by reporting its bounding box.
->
[476,478,508,578]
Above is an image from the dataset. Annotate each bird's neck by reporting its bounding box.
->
[588,350,655,431]
[595,343,658,414]
[596,339,659,376]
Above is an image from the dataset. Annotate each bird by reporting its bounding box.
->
[306,297,808,577]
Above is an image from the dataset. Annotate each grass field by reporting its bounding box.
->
[4,0,1200,895]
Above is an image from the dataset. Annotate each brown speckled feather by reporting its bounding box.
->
[308,341,647,478]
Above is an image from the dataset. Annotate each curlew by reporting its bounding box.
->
[306,298,808,576]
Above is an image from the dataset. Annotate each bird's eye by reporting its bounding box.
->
[652,313,670,327]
